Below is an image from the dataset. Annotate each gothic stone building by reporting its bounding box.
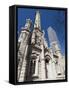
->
[17,11,65,82]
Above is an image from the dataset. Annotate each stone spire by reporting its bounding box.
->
[34,11,41,30]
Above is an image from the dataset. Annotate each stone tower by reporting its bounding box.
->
[17,19,32,82]
[31,11,46,80]
[17,11,65,82]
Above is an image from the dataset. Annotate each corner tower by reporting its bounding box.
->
[31,11,46,80]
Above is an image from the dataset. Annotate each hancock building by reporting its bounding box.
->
[17,11,65,82]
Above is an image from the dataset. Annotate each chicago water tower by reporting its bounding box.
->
[17,11,65,82]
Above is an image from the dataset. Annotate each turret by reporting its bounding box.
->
[22,18,32,30]
[18,19,32,43]
[17,18,32,82]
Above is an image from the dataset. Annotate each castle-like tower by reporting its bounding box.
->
[17,11,65,82]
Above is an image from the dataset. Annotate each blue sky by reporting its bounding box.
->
[17,8,65,55]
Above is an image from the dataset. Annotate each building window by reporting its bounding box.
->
[32,61,36,75]
[45,60,48,78]
[30,60,36,76]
